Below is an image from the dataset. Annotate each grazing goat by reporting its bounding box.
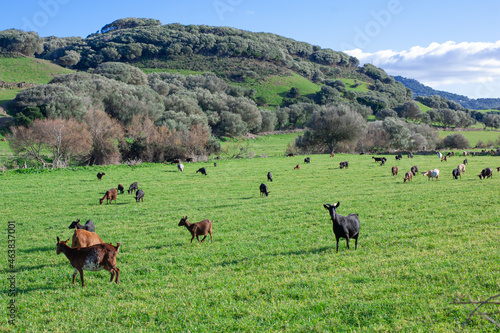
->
[339,161,349,169]
[178,216,213,243]
[186,158,194,163]
[56,236,120,287]
[97,172,105,180]
[395,154,402,160]
[267,172,273,182]
[463,151,467,156]
[177,163,184,172]
[196,167,207,176]
[438,152,443,159]
[68,219,95,233]
[100,188,117,205]
[260,183,270,197]
[323,202,360,253]
[497,167,500,172]
[286,153,294,157]
[478,168,493,179]
[391,166,398,176]
[135,189,144,203]
[452,168,461,180]
[128,182,138,194]
[457,163,466,174]
[441,155,447,162]
[117,184,124,194]
[380,157,387,166]
[372,156,385,163]
[404,171,413,183]
[294,164,300,170]
[463,159,468,165]
[422,169,440,180]
[330,152,335,158]
[304,157,311,163]
[411,165,419,176]
[407,152,414,158]
[214,162,217,167]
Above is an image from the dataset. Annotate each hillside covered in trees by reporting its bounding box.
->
[0,18,493,167]
[393,76,500,110]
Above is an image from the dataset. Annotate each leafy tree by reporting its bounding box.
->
[315,86,340,105]
[382,117,411,149]
[482,114,500,130]
[295,104,366,153]
[0,29,42,56]
[288,87,301,98]
[397,101,422,120]
[93,62,147,85]
[442,133,470,149]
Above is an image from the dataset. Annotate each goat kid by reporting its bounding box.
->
[68,219,95,233]
[178,216,213,243]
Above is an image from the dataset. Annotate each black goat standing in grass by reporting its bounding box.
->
[267,172,273,182]
[196,167,207,176]
[68,219,95,233]
[323,202,360,253]
[260,183,270,197]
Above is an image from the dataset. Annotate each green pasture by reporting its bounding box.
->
[0,56,73,84]
[220,132,303,157]
[438,130,500,148]
[1,151,500,332]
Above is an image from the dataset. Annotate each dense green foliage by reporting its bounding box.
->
[1,152,500,332]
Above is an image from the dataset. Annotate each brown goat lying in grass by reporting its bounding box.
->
[56,237,121,287]
[178,216,213,243]
[100,188,117,205]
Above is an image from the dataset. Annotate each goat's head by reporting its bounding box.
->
[56,237,70,254]
[323,202,340,219]
[178,216,188,226]
[68,219,80,229]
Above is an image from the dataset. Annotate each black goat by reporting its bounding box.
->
[117,184,124,194]
[260,183,270,197]
[304,157,311,163]
[452,168,461,180]
[196,167,207,176]
[339,161,349,169]
[267,172,273,182]
[97,172,105,181]
[323,202,360,252]
[135,189,145,203]
[410,165,419,176]
[68,219,96,233]
[128,182,138,194]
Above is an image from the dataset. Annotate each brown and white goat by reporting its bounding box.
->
[56,236,120,287]
[100,188,117,205]
[178,216,213,243]
[404,171,413,183]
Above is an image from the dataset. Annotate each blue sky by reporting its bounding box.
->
[2,0,500,98]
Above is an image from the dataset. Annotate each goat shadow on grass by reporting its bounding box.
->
[20,246,53,253]
[274,246,332,257]
[0,285,58,294]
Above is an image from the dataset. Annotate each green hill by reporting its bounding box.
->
[0,54,73,84]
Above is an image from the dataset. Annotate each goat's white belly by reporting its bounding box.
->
[83,258,104,271]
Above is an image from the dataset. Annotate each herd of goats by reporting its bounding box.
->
[56,150,498,287]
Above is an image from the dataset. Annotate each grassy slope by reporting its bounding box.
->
[438,130,500,148]
[1,152,499,332]
[0,56,73,84]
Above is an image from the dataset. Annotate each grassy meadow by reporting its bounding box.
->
[1,151,500,332]
[0,56,73,84]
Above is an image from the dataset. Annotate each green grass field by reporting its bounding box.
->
[1,150,500,332]
[0,56,73,84]
[439,130,500,148]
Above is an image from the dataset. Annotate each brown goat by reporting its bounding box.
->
[72,229,103,248]
[178,216,213,243]
[294,164,300,170]
[100,188,117,205]
[56,237,120,287]
[404,171,413,183]
[391,166,398,176]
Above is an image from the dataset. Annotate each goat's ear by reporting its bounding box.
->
[323,204,330,209]
[334,202,340,208]
[57,236,60,242]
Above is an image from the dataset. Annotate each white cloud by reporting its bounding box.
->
[345,41,500,98]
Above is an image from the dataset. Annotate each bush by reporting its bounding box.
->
[442,133,470,149]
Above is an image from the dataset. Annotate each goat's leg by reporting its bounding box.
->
[190,234,195,243]
[336,237,340,253]
[109,269,115,283]
[72,268,78,284]
[78,269,85,287]
[196,235,201,243]
[209,231,213,243]
[200,235,207,243]
[354,237,358,250]
[115,267,120,284]
[346,236,350,250]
